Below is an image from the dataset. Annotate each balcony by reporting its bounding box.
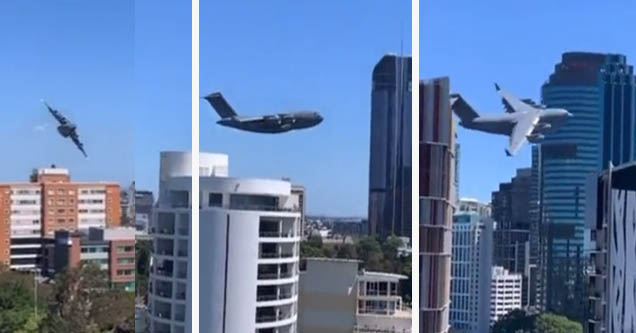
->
[260,252,294,259]
[259,231,296,238]
[257,272,294,280]
[255,312,293,324]
[154,266,173,278]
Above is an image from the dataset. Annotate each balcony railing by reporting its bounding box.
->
[155,250,174,256]
[257,272,294,280]
[155,311,172,320]
[155,268,173,277]
[231,204,298,212]
[255,312,293,323]
[259,231,296,238]
[260,252,294,259]
[257,292,293,302]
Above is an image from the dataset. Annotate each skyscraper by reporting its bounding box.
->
[492,169,531,273]
[420,77,456,333]
[449,211,492,333]
[368,54,412,238]
[538,52,636,319]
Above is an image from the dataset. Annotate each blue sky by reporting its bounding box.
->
[0,1,191,194]
[421,1,636,203]
[200,1,411,216]
[0,2,135,185]
[134,1,191,194]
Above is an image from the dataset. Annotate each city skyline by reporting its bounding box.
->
[421,1,636,203]
[200,1,411,216]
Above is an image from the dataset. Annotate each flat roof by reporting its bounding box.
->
[600,162,636,190]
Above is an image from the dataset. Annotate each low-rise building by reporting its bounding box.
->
[298,257,411,333]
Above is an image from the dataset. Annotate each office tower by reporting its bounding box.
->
[586,162,636,333]
[458,198,491,218]
[298,258,411,333]
[539,52,636,319]
[368,54,412,238]
[0,166,121,271]
[449,211,492,333]
[148,151,197,333]
[490,266,522,326]
[199,152,301,333]
[492,169,531,271]
[420,77,456,333]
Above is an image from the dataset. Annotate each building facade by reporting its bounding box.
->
[0,166,120,271]
[585,162,636,333]
[538,52,636,319]
[368,54,412,238]
[420,77,456,333]
[198,152,301,333]
[298,258,411,333]
[449,211,492,333]
[490,266,522,326]
[148,152,195,333]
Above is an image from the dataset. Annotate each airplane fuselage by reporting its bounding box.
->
[217,111,323,133]
[57,124,76,138]
[460,108,570,136]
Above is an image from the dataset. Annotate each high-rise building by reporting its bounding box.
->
[0,166,121,271]
[290,184,306,237]
[368,54,412,238]
[198,152,302,333]
[585,162,636,333]
[538,52,636,319]
[490,266,522,326]
[420,77,456,333]
[449,211,492,333]
[148,152,196,333]
[491,168,533,307]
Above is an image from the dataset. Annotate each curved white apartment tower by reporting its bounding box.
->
[200,175,301,332]
[148,152,229,333]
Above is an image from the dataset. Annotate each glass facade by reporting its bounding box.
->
[368,54,412,238]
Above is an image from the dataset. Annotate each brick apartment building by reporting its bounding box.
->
[0,166,121,271]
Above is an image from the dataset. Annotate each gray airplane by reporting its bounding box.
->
[450,84,572,156]
[43,100,88,158]
[203,92,323,133]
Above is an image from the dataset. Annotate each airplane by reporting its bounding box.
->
[450,84,572,156]
[203,92,323,133]
[43,100,88,158]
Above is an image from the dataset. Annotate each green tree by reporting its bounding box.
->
[492,309,535,333]
[536,313,582,333]
[135,239,151,300]
[0,269,48,333]
[335,243,357,259]
[47,263,109,333]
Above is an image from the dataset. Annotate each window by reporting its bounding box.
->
[209,193,222,207]
[117,257,134,264]
[170,191,189,208]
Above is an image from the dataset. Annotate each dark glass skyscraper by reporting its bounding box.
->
[368,54,412,238]
[537,52,636,320]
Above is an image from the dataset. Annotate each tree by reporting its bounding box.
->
[0,270,48,333]
[492,310,582,333]
[536,313,582,333]
[136,239,152,300]
[335,243,357,259]
[47,263,109,333]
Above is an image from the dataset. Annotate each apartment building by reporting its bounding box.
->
[0,166,121,271]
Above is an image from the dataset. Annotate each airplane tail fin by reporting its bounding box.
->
[450,93,479,122]
[203,92,237,119]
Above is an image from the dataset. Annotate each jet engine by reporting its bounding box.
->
[534,123,552,132]
[527,133,545,143]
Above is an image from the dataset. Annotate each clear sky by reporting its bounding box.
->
[0,1,191,194]
[134,1,192,194]
[200,1,411,216]
[0,2,135,185]
[421,1,636,203]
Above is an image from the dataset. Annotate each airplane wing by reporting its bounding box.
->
[507,111,540,156]
[43,101,69,125]
[495,83,532,114]
[69,132,88,158]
